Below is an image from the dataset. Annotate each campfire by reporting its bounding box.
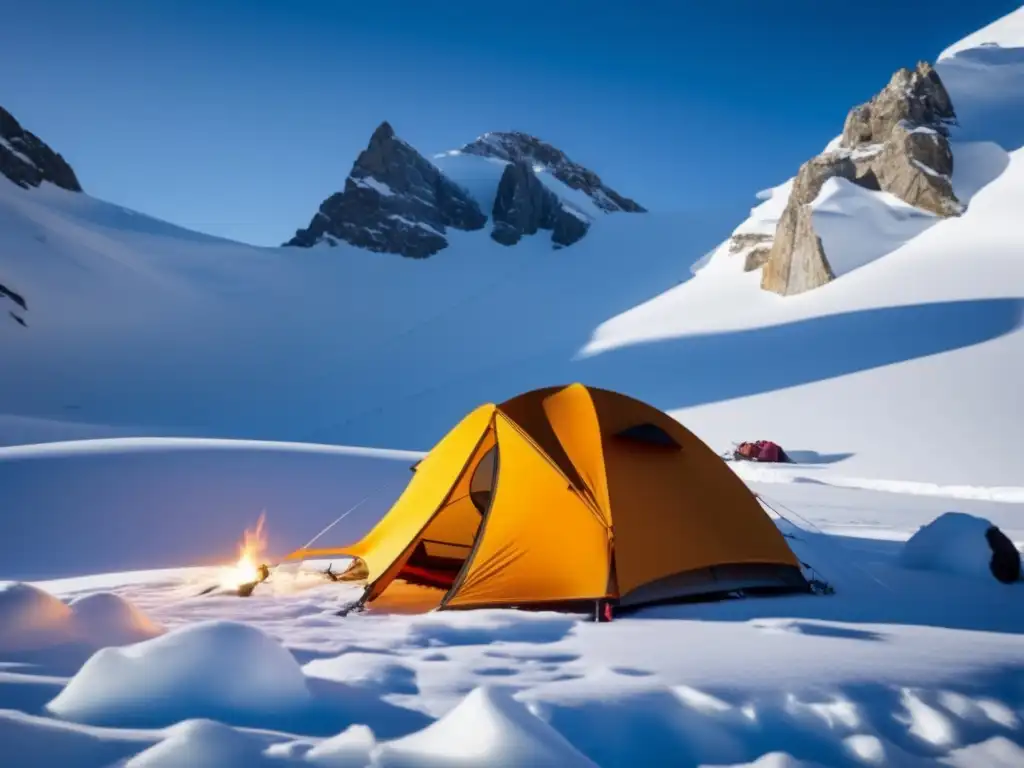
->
[217,512,271,596]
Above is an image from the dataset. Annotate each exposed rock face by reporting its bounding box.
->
[762,61,961,296]
[762,204,835,296]
[0,280,27,327]
[0,106,82,192]
[867,122,959,216]
[728,233,773,272]
[461,131,645,213]
[840,62,955,147]
[287,122,487,257]
[490,160,590,247]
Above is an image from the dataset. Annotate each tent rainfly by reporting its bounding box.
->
[285,384,808,613]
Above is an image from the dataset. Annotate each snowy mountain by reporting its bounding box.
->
[286,123,642,255]
[0,105,81,193]
[1,6,1023,495]
[456,130,646,213]
[1,9,1023,767]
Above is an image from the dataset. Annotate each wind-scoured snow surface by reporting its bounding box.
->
[2,8,1024,767]
[1,463,1022,766]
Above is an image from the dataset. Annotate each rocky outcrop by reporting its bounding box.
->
[1,280,27,327]
[490,161,590,247]
[1,106,82,192]
[840,62,955,147]
[727,233,773,272]
[865,121,958,216]
[761,61,961,296]
[762,205,835,295]
[461,131,645,213]
[287,122,487,258]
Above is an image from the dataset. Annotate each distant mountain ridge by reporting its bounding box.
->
[0,106,81,193]
[285,124,646,257]
[459,131,646,214]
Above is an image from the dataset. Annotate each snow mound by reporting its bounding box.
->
[809,177,938,278]
[900,512,1019,582]
[126,719,274,768]
[69,592,164,646]
[375,686,597,767]
[0,582,74,652]
[46,620,312,727]
[304,652,418,695]
[0,709,155,768]
[942,736,1024,768]
[305,724,378,767]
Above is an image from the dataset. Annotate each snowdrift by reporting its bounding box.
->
[900,511,1021,583]
[47,620,312,728]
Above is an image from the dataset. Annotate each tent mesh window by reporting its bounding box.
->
[613,422,680,448]
[469,445,498,513]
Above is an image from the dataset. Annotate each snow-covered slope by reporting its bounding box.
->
[586,8,1024,487]
[1,463,1022,766]
[2,8,1023,496]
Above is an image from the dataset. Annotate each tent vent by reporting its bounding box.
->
[614,422,680,448]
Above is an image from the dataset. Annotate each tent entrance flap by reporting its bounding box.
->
[366,426,497,604]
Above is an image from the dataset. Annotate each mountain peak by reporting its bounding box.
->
[286,122,486,256]
[460,131,645,214]
[0,105,82,193]
[369,120,396,146]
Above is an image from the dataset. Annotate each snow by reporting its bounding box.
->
[434,149,608,219]
[0,136,38,169]
[352,176,395,197]
[0,582,75,653]
[387,214,444,236]
[899,511,1006,581]
[0,581,164,656]
[808,177,938,277]
[0,475,1019,765]
[561,203,591,223]
[730,179,794,238]
[577,31,1024,488]
[377,686,597,767]
[47,620,313,728]
[0,437,418,580]
[1,8,1024,768]
[125,719,277,768]
[431,151,506,213]
[68,592,164,647]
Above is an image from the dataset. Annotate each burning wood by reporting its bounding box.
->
[216,512,271,597]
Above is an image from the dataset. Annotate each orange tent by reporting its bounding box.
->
[286,384,807,612]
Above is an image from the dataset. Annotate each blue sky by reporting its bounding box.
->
[1,1,1017,246]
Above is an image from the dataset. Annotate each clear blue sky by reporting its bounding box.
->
[2,0,1017,246]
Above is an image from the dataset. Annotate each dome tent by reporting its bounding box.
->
[285,384,808,613]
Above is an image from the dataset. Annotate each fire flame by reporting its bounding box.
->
[219,512,267,590]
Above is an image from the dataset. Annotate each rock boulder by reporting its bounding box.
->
[762,61,961,296]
